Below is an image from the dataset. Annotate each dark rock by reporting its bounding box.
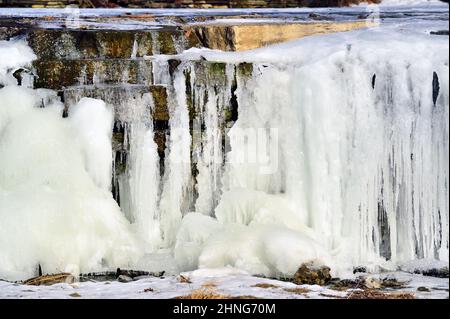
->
[0,26,23,41]
[308,13,335,21]
[116,268,165,279]
[379,277,406,289]
[33,59,152,90]
[433,71,440,106]
[353,266,367,274]
[117,275,133,283]
[150,85,169,121]
[430,30,449,36]
[157,32,177,55]
[79,269,165,282]
[416,267,449,278]
[417,286,430,292]
[27,30,156,60]
[167,59,182,77]
[12,68,34,86]
[329,277,364,291]
[294,263,332,286]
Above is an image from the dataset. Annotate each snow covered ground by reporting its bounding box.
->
[0,269,447,299]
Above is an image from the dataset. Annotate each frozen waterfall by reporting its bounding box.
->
[0,19,448,280]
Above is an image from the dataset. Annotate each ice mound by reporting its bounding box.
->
[175,204,333,278]
[0,41,140,280]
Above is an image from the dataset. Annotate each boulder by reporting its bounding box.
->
[294,263,332,286]
[364,277,382,289]
[117,275,133,283]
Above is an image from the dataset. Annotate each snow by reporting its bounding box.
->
[0,40,36,86]
[0,271,446,299]
[69,98,114,191]
[0,41,140,281]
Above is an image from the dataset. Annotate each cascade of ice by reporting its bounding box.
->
[0,21,448,280]
[116,94,162,252]
[157,64,193,247]
[0,40,140,281]
[170,27,449,275]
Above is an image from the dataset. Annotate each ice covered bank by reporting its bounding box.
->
[0,6,449,282]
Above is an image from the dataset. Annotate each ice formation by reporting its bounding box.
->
[0,40,139,281]
[0,13,448,280]
[162,24,449,276]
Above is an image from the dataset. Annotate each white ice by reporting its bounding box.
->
[0,40,140,281]
[0,8,448,283]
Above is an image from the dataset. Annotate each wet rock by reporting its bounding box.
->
[27,30,156,60]
[294,263,332,286]
[237,63,254,77]
[419,267,449,278]
[167,59,182,77]
[353,266,367,274]
[0,27,22,41]
[150,85,169,121]
[380,277,406,289]
[117,275,133,283]
[157,32,178,55]
[116,268,165,279]
[430,30,449,36]
[12,68,34,86]
[33,59,152,90]
[400,261,449,278]
[400,260,449,278]
[329,277,363,290]
[330,275,405,291]
[79,269,165,282]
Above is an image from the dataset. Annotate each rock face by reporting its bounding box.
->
[191,21,374,51]
[294,263,332,286]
